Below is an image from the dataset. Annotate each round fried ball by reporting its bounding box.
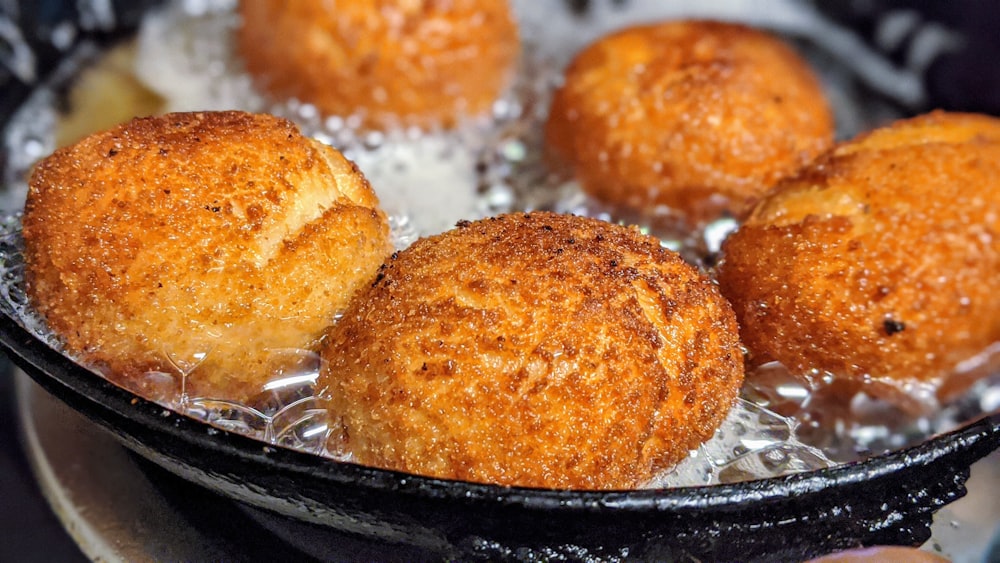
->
[238,0,520,130]
[319,211,743,489]
[716,111,1000,408]
[545,20,834,224]
[23,110,392,403]
[804,546,949,563]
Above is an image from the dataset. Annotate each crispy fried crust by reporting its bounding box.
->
[23,111,392,402]
[319,211,743,489]
[545,20,834,224]
[238,0,520,129]
[717,111,1000,406]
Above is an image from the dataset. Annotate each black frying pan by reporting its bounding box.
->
[2,1,999,561]
[4,309,999,561]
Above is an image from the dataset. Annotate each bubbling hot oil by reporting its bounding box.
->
[1,0,997,488]
[0,207,833,482]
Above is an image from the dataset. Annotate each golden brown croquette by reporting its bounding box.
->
[238,0,520,129]
[23,110,392,403]
[545,20,834,225]
[717,111,1000,408]
[319,211,744,489]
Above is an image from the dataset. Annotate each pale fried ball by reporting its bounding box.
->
[23,111,392,403]
[716,111,1000,407]
[319,211,744,489]
[238,0,520,129]
[545,20,834,224]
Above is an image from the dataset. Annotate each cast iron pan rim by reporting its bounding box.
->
[4,309,999,514]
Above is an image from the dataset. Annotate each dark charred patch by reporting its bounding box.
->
[883,318,906,336]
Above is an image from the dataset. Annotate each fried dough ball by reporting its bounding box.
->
[237,0,520,129]
[55,41,164,148]
[804,546,949,563]
[23,111,392,403]
[716,111,1000,408]
[545,20,834,224]
[319,212,744,489]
